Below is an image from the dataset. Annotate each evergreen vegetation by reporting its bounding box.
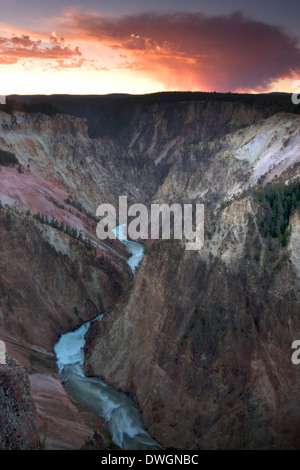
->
[33,212,93,249]
[249,179,300,247]
[0,99,65,115]
[0,149,18,167]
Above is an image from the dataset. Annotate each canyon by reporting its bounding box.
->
[0,92,299,449]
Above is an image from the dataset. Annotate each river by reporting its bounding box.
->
[54,226,161,450]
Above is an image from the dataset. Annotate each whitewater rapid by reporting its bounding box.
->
[54,227,160,450]
[112,224,145,274]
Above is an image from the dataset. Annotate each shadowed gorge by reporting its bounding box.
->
[0,92,299,450]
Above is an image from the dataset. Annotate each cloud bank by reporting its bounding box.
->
[1,10,299,91]
[0,32,84,68]
[59,10,300,91]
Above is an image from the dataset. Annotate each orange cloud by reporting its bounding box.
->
[57,10,300,91]
[0,32,84,69]
[0,56,19,65]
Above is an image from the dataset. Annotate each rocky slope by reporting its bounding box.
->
[0,108,135,449]
[85,200,300,449]
[0,203,130,351]
[0,353,40,450]
[83,106,300,449]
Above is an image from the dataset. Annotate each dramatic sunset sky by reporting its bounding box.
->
[0,0,299,95]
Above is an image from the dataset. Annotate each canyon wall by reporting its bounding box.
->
[0,354,40,450]
[0,94,299,449]
[83,105,300,449]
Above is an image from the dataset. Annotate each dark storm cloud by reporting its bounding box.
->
[60,10,300,90]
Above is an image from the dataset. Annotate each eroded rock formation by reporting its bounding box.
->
[0,93,299,449]
[0,353,40,450]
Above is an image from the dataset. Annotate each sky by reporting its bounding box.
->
[0,0,299,95]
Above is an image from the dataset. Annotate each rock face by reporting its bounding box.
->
[83,101,300,449]
[0,204,130,351]
[0,107,135,351]
[0,106,135,449]
[29,373,113,450]
[85,225,300,449]
[0,353,40,450]
[0,110,157,212]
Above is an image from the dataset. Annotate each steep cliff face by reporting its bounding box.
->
[154,112,300,206]
[0,110,157,213]
[0,353,40,450]
[93,99,272,161]
[0,108,135,449]
[84,107,300,449]
[85,201,300,449]
[0,109,135,352]
[0,205,130,351]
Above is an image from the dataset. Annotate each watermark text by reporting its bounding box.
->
[292,81,300,105]
[96,196,204,250]
[291,340,300,364]
[0,340,6,364]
